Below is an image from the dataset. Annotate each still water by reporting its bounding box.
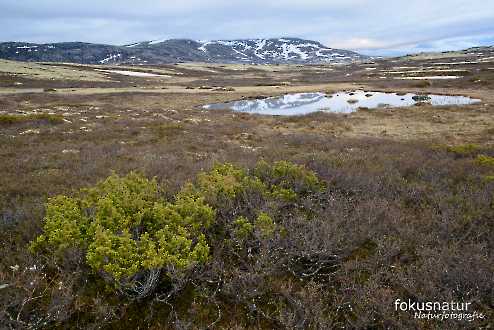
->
[204,91,481,116]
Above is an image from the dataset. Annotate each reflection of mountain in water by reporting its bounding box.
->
[232,93,325,112]
[204,91,481,116]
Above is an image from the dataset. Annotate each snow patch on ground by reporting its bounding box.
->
[385,69,467,74]
[432,61,479,65]
[395,76,462,80]
[95,69,169,77]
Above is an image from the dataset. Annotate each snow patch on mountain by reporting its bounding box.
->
[99,53,122,64]
[149,38,168,45]
[195,38,363,63]
[0,37,366,65]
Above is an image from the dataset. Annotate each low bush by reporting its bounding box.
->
[31,172,213,298]
[29,161,323,301]
[0,113,64,125]
[151,122,185,140]
[3,154,492,329]
[475,154,494,167]
[447,143,481,156]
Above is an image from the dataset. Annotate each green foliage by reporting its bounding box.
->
[186,160,322,243]
[254,212,276,238]
[30,195,89,253]
[233,213,276,241]
[482,175,494,183]
[196,163,256,198]
[270,186,298,202]
[475,154,494,168]
[86,228,140,280]
[447,143,481,156]
[191,160,322,206]
[233,216,254,240]
[254,160,323,196]
[152,122,184,140]
[31,161,323,294]
[32,171,213,284]
[233,212,277,241]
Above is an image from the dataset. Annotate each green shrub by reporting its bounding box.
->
[30,161,323,299]
[475,154,494,168]
[254,160,323,196]
[233,213,276,241]
[31,172,213,287]
[151,122,184,140]
[482,175,494,183]
[30,195,89,252]
[188,163,267,209]
[182,161,325,224]
[446,143,481,156]
[196,163,251,200]
[233,216,254,240]
[254,212,276,238]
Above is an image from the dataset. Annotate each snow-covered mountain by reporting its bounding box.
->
[0,38,366,65]
[126,37,365,64]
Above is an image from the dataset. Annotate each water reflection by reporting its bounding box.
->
[204,91,481,116]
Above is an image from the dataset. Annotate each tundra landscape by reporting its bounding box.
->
[0,36,493,329]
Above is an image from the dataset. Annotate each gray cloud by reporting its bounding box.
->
[1,0,493,55]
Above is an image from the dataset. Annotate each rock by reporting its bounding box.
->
[412,95,431,102]
[62,149,79,154]
[19,129,40,135]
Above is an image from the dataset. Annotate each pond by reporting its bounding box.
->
[203,91,481,116]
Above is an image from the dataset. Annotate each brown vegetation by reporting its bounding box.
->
[1,56,493,329]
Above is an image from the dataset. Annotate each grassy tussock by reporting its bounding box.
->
[0,113,64,125]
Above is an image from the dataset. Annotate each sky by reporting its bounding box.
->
[1,0,493,56]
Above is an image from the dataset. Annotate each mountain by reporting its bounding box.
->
[0,38,365,65]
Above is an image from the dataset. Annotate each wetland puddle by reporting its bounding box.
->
[204,91,481,115]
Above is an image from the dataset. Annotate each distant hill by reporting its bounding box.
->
[0,38,366,65]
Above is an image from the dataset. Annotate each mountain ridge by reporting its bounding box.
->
[0,37,366,65]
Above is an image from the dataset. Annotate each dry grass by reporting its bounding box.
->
[1,56,494,329]
[0,59,109,81]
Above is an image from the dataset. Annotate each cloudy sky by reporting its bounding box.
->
[1,0,493,55]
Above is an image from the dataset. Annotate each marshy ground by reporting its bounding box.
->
[1,49,493,328]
